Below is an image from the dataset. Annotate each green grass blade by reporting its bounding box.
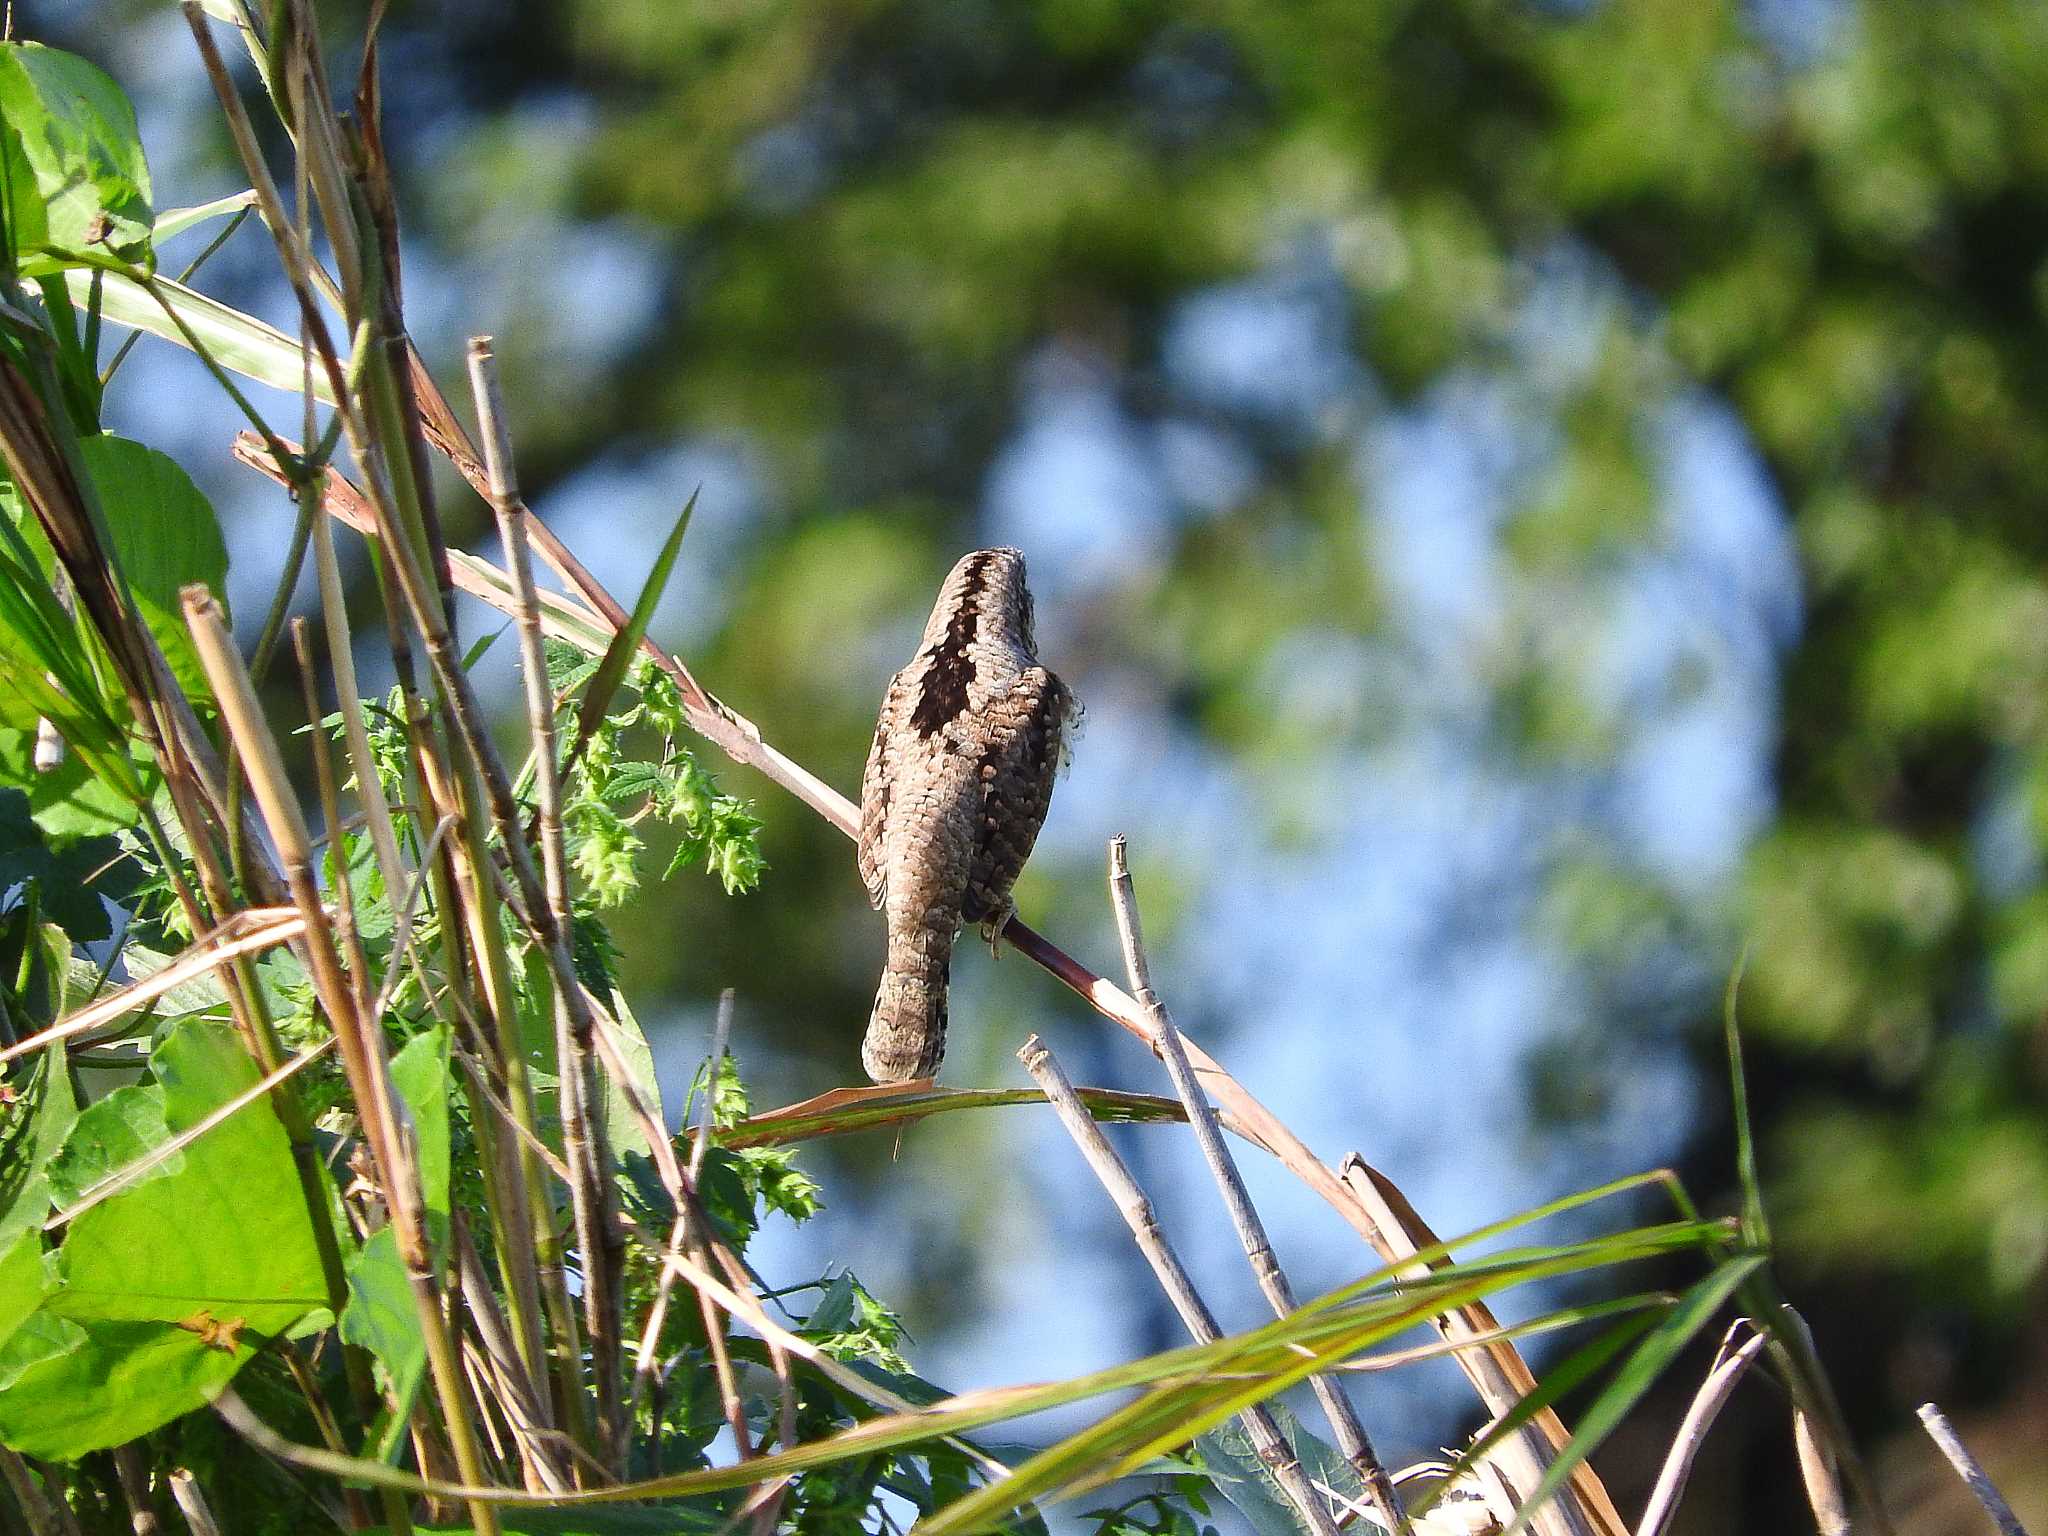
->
[60,267,333,404]
[722,1084,1187,1148]
[151,190,258,245]
[1402,1310,1663,1523]
[1497,1253,1767,1536]
[567,488,696,768]
[1723,946,1768,1249]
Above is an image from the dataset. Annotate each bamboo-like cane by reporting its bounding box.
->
[182,587,502,1536]
[467,337,626,1460]
[1917,1403,2029,1536]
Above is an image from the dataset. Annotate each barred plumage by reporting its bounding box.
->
[856,548,1074,1081]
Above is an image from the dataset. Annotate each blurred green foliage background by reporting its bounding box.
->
[35,0,2048,1524]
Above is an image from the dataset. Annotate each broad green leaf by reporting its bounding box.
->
[389,1025,452,1230]
[100,941,231,1023]
[74,434,229,701]
[600,985,665,1161]
[1196,1402,1363,1536]
[52,1017,326,1330]
[0,1230,45,1355]
[339,1025,451,1458]
[0,1045,77,1252]
[0,1020,326,1456]
[340,1227,425,1461]
[0,1310,248,1459]
[46,1082,178,1208]
[60,268,334,403]
[0,42,152,277]
[0,733,144,847]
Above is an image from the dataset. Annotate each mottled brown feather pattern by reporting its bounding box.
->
[856,548,1073,1082]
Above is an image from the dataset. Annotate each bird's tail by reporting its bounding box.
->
[863,953,948,1082]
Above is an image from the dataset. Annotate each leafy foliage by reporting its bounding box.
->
[0,13,1901,1536]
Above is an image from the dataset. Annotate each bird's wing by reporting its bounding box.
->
[962,666,1073,924]
[857,671,913,909]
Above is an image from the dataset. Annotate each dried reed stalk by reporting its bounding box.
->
[1020,1033,1343,1536]
[1106,838,1405,1536]
[467,337,625,1459]
[182,588,502,1536]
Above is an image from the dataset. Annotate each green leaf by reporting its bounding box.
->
[722,1083,1186,1150]
[0,1020,328,1457]
[46,1082,178,1208]
[59,268,333,403]
[0,42,153,277]
[0,785,121,930]
[74,434,230,701]
[1723,948,1769,1250]
[568,489,695,767]
[0,1045,77,1252]
[0,735,145,847]
[599,985,665,1163]
[152,190,256,245]
[52,1017,327,1329]
[1498,1256,1766,1536]
[1195,1402,1361,1536]
[0,1229,47,1356]
[0,1310,248,1459]
[339,1024,452,1458]
[340,1227,425,1461]
[389,1024,452,1230]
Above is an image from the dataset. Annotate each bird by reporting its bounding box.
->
[857,547,1075,1082]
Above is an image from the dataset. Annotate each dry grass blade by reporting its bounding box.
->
[181,585,503,1536]
[1634,1323,1767,1536]
[468,334,626,1463]
[0,908,306,1066]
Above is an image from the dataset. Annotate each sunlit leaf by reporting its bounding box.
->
[0,42,152,276]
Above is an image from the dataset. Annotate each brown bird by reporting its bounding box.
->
[857,548,1076,1082]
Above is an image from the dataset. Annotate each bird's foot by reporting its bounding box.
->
[981,900,1015,959]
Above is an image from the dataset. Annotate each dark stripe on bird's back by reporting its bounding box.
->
[909,551,993,736]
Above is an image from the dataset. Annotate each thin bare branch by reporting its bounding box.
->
[1917,1404,2027,1536]
[1106,837,1405,1536]
[1019,1033,1344,1536]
